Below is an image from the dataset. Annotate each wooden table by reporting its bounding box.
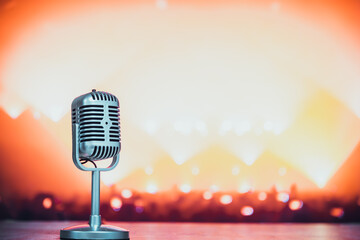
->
[1,221,360,240]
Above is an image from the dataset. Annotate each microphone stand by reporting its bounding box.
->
[90,170,101,231]
[60,124,129,240]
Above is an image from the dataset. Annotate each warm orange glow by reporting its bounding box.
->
[330,207,344,218]
[42,197,52,209]
[220,195,232,205]
[241,206,254,216]
[0,0,359,203]
[289,200,303,211]
[110,197,122,211]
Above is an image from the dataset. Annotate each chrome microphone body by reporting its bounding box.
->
[60,89,129,240]
[71,89,121,161]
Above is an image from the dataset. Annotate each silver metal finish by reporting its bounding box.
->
[60,90,129,239]
[89,171,101,230]
[71,90,121,162]
[60,224,129,240]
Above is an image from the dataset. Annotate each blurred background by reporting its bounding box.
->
[0,0,360,222]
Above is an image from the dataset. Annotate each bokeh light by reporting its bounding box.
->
[42,197,52,209]
[146,183,158,194]
[203,191,213,200]
[110,197,122,212]
[289,200,303,211]
[277,192,290,203]
[241,206,254,216]
[179,184,192,193]
[220,195,233,205]
[121,189,133,199]
[330,207,344,218]
[258,192,267,201]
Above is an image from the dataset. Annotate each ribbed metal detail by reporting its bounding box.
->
[108,105,120,142]
[71,108,76,124]
[78,105,105,142]
[90,91,118,103]
[90,146,119,159]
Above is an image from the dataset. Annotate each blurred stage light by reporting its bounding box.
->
[121,189,133,199]
[289,200,303,211]
[42,197,52,209]
[134,199,145,213]
[238,182,252,193]
[146,183,158,194]
[220,194,232,205]
[241,206,254,216]
[179,184,191,193]
[203,191,213,200]
[277,192,290,203]
[258,192,267,201]
[330,207,344,218]
[110,197,122,212]
[209,185,219,193]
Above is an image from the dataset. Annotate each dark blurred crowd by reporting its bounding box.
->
[1,188,359,222]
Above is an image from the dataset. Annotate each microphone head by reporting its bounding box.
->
[71,89,120,161]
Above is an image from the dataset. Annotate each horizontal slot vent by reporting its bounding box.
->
[79,113,104,118]
[80,134,105,138]
[80,125,103,130]
[79,117,103,121]
[80,130,104,134]
[80,121,101,125]
[79,105,103,109]
[81,138,105,142]
[79,110,103,114]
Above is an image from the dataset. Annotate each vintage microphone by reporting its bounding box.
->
[60,89,129,240]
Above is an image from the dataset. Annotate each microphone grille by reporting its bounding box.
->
[78,104,106,143]
[108,105,121,142]
[90,146,120,160]
[72,90,121,161]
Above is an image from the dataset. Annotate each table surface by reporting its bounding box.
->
[0,221,360,240]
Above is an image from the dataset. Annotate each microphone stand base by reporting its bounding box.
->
[60,224,129,239]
